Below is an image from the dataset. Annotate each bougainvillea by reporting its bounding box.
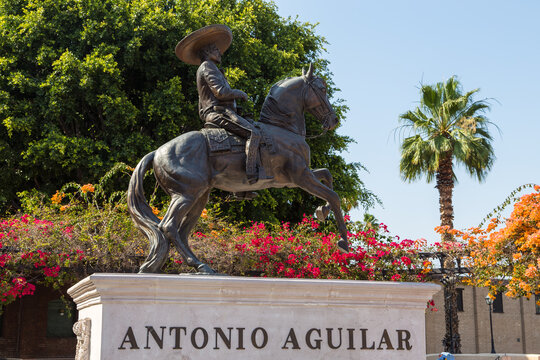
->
[444,186,540,302]
[0,215,84,308]
[189,213,431,282]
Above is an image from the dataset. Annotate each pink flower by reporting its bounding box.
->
[43,266,61,278]
[401,256,412,266]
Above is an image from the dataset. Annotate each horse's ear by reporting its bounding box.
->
[306,63,314,80]
[302,67,306,77]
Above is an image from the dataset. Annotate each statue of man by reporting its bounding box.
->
[175,24,268,186]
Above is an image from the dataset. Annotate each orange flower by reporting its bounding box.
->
[151,207,160,216]
[519,282,532,292]
[60,205,69,212]
[513,253,522,261]
[524,265,537,279]
[51,191,65,204]
[201,209,208,219]
[81,184,95,193]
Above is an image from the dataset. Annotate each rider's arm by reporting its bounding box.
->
[202,62,246,101]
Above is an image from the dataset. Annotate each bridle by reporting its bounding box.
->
[302,76,335,139]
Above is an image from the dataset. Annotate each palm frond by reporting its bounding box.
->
[398,76,496,185]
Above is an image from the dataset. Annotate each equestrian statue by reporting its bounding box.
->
[127,25,350,274]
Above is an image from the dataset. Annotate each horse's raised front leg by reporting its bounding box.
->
[295,168,349,252]
[313,168,332,221]
[159,193,212,273]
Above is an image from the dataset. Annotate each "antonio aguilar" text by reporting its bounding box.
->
[118,326,413,351]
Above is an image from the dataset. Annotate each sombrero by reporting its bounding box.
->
[175,24,233,65]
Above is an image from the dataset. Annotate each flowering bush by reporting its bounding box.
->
[0,215,84,307]
[440,186,540,302]
[190,212,431,281]
[1,164,431,309]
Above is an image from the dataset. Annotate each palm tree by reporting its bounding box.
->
[398,76,496,353]
[399,76,495,241]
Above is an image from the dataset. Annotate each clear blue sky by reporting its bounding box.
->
[272,0,540,242]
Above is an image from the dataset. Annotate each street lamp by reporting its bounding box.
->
[484,295,496,354]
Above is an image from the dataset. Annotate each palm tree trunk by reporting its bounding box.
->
[436,151,461,353]
[436,152,454,242]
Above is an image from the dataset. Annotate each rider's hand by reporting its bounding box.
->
[234,90,248,101]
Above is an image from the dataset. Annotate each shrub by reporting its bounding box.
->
[1,165,430,309]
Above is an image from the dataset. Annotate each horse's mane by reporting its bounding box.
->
[259,77,303,133]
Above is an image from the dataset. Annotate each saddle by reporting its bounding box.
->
[201,124,275,156]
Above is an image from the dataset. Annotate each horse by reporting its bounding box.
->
[127,64,350,274]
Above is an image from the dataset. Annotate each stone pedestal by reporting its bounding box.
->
[68,273,439,360]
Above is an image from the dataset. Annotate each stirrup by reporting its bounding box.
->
[232,192,258,201]
[247,174,258,185]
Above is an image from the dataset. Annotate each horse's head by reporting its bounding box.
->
[260,64,339,136]
[302,64,339,131]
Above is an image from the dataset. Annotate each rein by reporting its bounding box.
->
[306,128,328,140]
[303,77,333,140]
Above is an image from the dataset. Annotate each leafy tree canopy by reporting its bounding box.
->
[0,0,376,221]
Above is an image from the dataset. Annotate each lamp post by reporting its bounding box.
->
[484,295,496,354]
[440,274,460,354]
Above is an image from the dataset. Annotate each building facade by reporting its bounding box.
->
[0,285,76,359]
[425,284,540,355]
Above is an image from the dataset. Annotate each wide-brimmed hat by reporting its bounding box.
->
[175,24,233,65]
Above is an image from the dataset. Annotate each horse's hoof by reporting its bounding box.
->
[315,205,330,221]
[337,239,349,253]
[196,263,216,274]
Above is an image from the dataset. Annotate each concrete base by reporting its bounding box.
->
[68,274,439,360]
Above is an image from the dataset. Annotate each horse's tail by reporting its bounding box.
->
[127,151,169,273]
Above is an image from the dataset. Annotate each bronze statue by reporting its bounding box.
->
[127,25,349,274]
[176,25,268,185]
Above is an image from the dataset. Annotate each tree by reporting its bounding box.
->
[453,185,540,302]
[398,76,496,353]
[399,76,495,241]
[0,0,377,220]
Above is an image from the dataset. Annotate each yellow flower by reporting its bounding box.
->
[81,184,95,193]
[60,205,69,212]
